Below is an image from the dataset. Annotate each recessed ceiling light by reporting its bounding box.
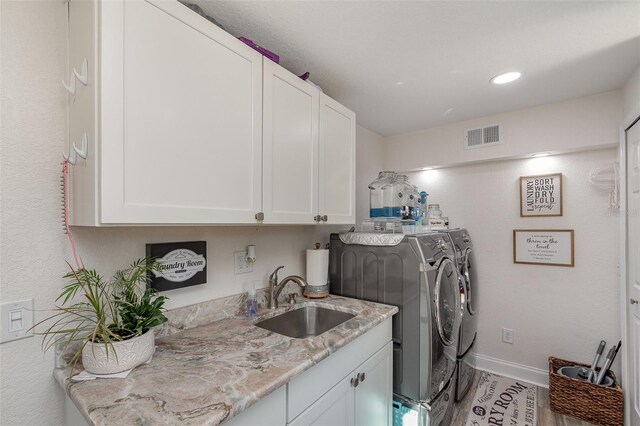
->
[530,152,551,157]
[490,71,522,85]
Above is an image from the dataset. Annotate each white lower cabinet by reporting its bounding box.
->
[289,375,355,426]
[224,386,286,426]
[290,342,392,426]
[286,319,392,426]
[354,342,393,426]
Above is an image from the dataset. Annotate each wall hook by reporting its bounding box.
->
[62,73,76,95]
[63,148,77,165]
[73,59,88,86]
[64,133,88,165]
[62,59,88,95]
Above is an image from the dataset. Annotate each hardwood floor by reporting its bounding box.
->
[451,370,598,426]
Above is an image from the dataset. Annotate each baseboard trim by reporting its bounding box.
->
[472,353,549,388]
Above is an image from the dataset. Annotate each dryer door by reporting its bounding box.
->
[434,258,461,346]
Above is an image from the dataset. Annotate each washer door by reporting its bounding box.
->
[463,248,478,315]
[434,258,461,346]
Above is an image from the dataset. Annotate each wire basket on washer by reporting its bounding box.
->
[548,357,623,426]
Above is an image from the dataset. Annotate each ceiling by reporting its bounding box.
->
[195,1,640,136]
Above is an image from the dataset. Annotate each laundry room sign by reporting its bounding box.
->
[146,241,207,291]
[513,229,574,267]
[519,173,563,217]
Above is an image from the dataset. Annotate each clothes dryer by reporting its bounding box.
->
[446,229,478,401]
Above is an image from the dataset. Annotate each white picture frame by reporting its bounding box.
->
[519,173,563,217]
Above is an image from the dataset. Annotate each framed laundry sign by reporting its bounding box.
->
[146,241,207,291]
[519,173,563,217]
[513,229,574,267]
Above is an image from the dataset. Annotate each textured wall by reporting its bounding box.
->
[385,90,622,171]
[355,126,385,226]
[1,1,68,424]
[406,148,620,375]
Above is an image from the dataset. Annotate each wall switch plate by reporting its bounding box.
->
[1,299,34,344]
[234,251,253,274]
[502,327,514,344]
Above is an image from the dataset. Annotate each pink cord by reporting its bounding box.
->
[62,161,82,269]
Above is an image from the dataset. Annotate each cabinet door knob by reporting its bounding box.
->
[350,377,359,387]
[631,299,639,305]
[321,215,328,222]
[357,372,366,382]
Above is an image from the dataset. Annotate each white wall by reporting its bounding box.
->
[1,1,68,424]
[388,91,625,382]
[0,1,383,423]
[385,90,622,171]
[355,126,385,226]
[407,148,620,380]
[623,65,640,122]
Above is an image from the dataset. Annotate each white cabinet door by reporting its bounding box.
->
[318,94,356,225]
[262,59,319,224]
[224,386,286,426]
[288,377,355,426]
[354,342,393,426]
[100,0,263,224]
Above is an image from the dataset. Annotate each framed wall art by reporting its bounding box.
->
[519,173,563,217]
[146,241,207,291]
[513,229,574,267]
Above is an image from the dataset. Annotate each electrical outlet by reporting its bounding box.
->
[234,251,253,275]
[502,328,514,344]
[1,299,34,344]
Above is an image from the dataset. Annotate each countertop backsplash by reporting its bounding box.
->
[156,285,303,338]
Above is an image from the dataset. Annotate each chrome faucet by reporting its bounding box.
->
[268,266,308,309]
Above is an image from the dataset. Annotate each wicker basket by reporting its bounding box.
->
[548,357,623,426]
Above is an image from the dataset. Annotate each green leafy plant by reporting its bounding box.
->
[35,257,168,370]
[113,258,168,337]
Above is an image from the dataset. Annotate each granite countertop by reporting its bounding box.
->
[54,294,398,425]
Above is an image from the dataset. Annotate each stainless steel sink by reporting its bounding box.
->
[255,306,355,338]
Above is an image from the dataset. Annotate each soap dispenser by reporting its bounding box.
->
[246,284,258,319]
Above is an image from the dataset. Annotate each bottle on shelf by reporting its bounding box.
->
[427,203,446,229]
[368,171,397,219]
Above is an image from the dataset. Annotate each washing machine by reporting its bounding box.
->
[446,229,478,401]
[329,232,462,426]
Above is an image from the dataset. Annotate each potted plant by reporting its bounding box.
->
[36,258,168,375]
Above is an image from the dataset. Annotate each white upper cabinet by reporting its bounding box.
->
[68,0,355,226]
[262,63,356,225]
[71,0,263,225]
[318,94,356,225]
[262,59,319,224]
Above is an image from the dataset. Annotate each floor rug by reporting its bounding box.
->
[465,371,537,426]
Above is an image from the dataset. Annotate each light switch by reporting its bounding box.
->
[1,299,34,344]
[9,310,23,332]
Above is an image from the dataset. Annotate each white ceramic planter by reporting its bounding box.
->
[82,330,155,375]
